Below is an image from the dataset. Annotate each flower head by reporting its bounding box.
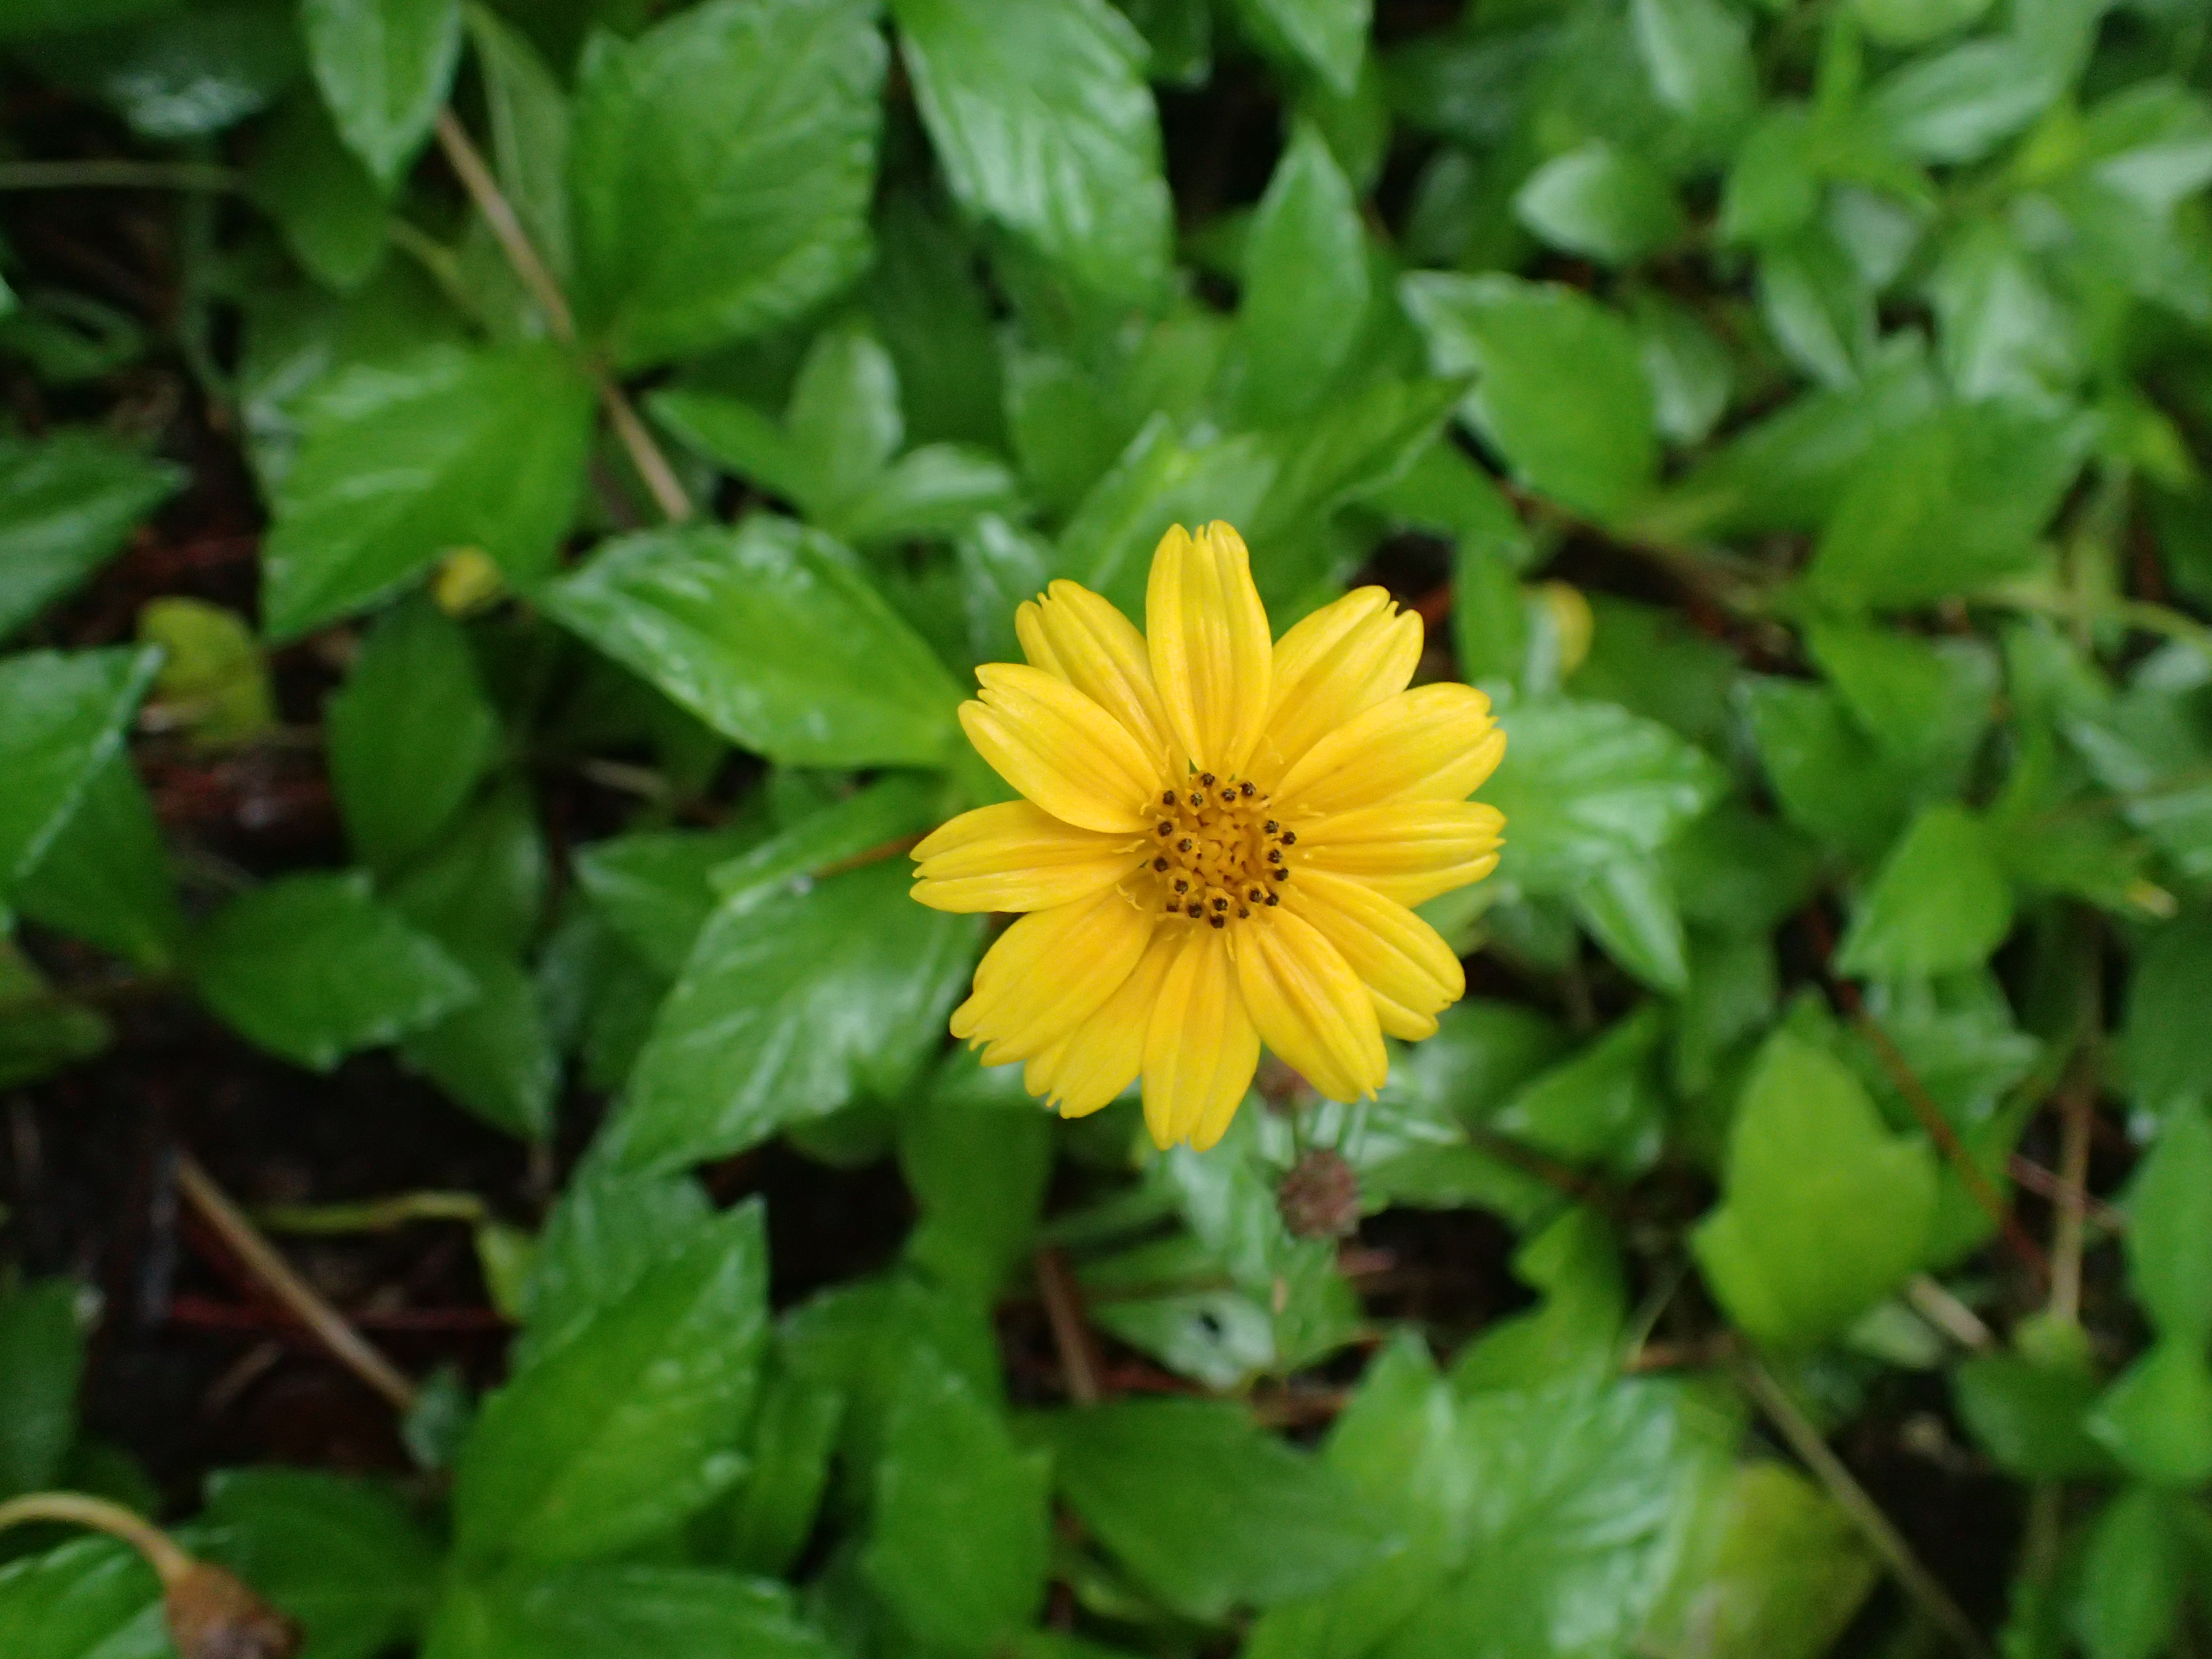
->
[912,522,1505,1151]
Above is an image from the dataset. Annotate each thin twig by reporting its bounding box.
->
[2008,1154,2125,1232]
[1739,1356,1994,1659]
[173,1152,419,1412]
[430,110,693,524]
[0,161,243,192]
[0,1491,193,1584]
[1034,1247,1104,1407]
[1906,1275,1995,1353]
[1841,999,2050,1290]
[253,1191,485,1234]
[2047,1070,2096,1326]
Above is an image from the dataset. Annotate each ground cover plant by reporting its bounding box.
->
[2,0,2212,1653]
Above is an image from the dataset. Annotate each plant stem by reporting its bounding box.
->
[253,1191,486,1234]
[174,1152,418,1412]
[0,1491,194,1585]
[1739,1356,1994,1659]
[0,161,243,192]
[2047,1069,2096,1326]
[429,110,693,525]
[1034,1248,1104,1407]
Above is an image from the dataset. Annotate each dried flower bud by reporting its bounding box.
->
[165,1561,301,1659]
[1277,1149,1361,1240]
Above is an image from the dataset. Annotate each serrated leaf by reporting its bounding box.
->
[261,342,593,640]
[0,432,181,640]
[1226,123,1369,425]
[301,0,462,188]
[544,519,965,769]
[893,0,1171,303]
[1834,804,2015,979]
[0,645,160,889]
[191,871,479,1070]
[453,1201,769,1565]
[609,859,979,1170]
[571,0,885,369]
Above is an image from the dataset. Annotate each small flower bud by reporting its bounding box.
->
[165,1561,301,1659]
[1277,1149,1361,1240]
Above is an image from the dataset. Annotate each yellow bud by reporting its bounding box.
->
[1535,581,1595,677]
[433,547,506,617]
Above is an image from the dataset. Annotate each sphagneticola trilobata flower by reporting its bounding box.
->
[911,521,1505,1152]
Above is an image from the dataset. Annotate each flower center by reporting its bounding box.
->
[1137,771,1298,930]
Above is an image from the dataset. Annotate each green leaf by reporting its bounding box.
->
[1056,416,1276,614]
[1244,1334,1469,1659]
[1484,698,1725,893]
[2071,1487,2187,1659]
[865,1348,1051,1654]
[1807,621,1996,792]
[385,780,545,962]
[138,596,276,748]
[1741,677,1915,863]
[1376,1376,1734,1659]
[1570,854,1689,994]
[1226,123,1370,426]
[22,1,298,140]
[1928,217,2080,406]
[301,0,463,188]
[191,871,478,1071]
[326,597,498,873]
[893,0,1171,303]
[1834,804,2015,979]
[0,1281,82,1501]
[0,432,181,640]
[252,91,389,291]
[2122,914,2212,1116]
[1023,1399,1394,1620]
[1229,0,1368,96]
[2121,1101,2212,1346]
[721,1368,845,1577]
[545,519,965,769]
[13,751,183,971]
[0,1538,163,1659]
[466,5,571,283]
[1853,0,1990,46]
[867,189,1007,451]
[570,0,885,369]
[1692,1029,1939,1348]
[1719,107,1818,245]
[261,342,593,640]
[515,1156,713,1372]
[1401,273,1657,524]
[1757,226,1873,390]
[1491,1003,1668,1171]
[1631,0,1755,137]
[2088,1339,2212,1488]
[610,860,978,1169]
[428,1564,837,1659]
[1952,1353,2112,1478]
[1514,141,1684,265]
[573,823,768,978]
[0,945,111,1089]
[198,1469,440,1659]
[400,951,556,1140]
[0,645,160,889]
[1632,294,1732,446]
[453,1200,769,1566]
[900,1091,1053,1299]
[1866,38,2056,165]
[1642,1461,1879,1659]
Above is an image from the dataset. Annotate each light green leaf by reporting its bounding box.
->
[545,519,965,769]
[1632,0,1755,136]
[1692,1029,1939,1348]
[2071,1487,2187,1659]
[0,1538,164,1659]
[1227,123,1370,425]
[1056,416,1278,615]
[467,5,570,282]
[191,871,479,1071]
[1853,0,1990,46]
[1491,1003,1669,1171]
[1023,1399,1393,1620]
[199,1469,440,1659]
[1834,804,2015,979]
[2122,914,2212,1116]
[899,1087,1053,1299]
[261,342,593,640]
[326,597,498,874]
[2120,1101,2212,1346]
[2087,1339,2212,1488]
[1484,698,1725,893]
[453,1201,769,1565]
[1401,273,1657,523]
[1758,226,1873,389]
[1632,294,1732,445]
[567,0,884,369]
[1229,0,1369,97]
[427,1564,837,1659]
[0,432,181,640]
[0,645,160,889]
[301,0,462,188]
[865,1348,1051,1654]
[1515,141,1684,265]
[1866,38,2057,165]
[514,1156,713,1373]
[609,860,979,1169]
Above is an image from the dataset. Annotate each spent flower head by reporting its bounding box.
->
[912,522,1504,1151]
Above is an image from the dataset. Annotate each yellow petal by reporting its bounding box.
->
[1250,587,1422,788]
[1284,866,1465,1041]
[1142,926,1260,1151]
[1145,522,1273,777]
[950,887,1154,1061]
[960,663,1164,834]
[1296,799,1505,907]
[1016,581,1173,763]
[1024,927,1179,1117]
[1231,909,1387,1104]
[912,800,1143,914]
[1274,683,1503,816]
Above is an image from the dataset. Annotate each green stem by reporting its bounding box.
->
[0,1492,193,1585]
[253,1191,486,1234]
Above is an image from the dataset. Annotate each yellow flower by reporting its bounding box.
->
[911,522,1505,1151]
